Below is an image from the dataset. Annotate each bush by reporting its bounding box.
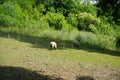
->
[0,1,22,27]
[77,12,101,31]
[77,12,116,37]
[0,14,20,26]
[0,1,49,30]
[12,0,34,11]
[46,12,73,31]
[100,16,114,24]
[115,25,120,46]
[36,4,46,13]
[32,8,42,20]
[66,13,78,28]
[48,7,55,13]
[78,4,97,16]
[46,12,64,30]
[0,1,22,20]
[99,23,115,35]
[75,31,116,50]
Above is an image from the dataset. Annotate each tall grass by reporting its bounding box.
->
[0,26,117,50]
[75,31,116,50]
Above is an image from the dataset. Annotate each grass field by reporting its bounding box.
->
[0,33,120,80]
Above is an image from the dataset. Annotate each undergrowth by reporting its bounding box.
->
[0,26,117,50]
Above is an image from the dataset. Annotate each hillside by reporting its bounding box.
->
[0,0,120,79]
[0,34,120,80]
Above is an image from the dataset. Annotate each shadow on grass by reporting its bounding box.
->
[76,76,94,80]
[0,66,64,80]
[0,31,72,50]
[0,31,119,56]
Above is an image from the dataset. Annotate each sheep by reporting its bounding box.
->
[72,40,79,48]
[50,41,57,50]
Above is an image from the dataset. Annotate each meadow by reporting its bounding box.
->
[0,29,120,80]
[0,0,120,79]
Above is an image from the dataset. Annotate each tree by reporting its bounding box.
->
[97,0,120,24]
[53,0,80,16]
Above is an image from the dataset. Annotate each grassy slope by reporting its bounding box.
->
[0,36,120,80]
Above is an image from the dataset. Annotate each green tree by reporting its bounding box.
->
[0,1,22,26]
[35,0,80,16]
[46,12,65,30]
[53,0,80,16]
[77,12,100,31]
[97,0,120,24]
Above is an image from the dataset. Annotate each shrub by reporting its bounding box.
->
[36,4,46,13]
[12,0,34,11]
[66,13,78,28]
[100,16,114,24]
[46,12,73,31]
[32,8,42,20]
[77,12,116,37]
[46,12,64,30]
[0,14,20,27]
[48,7,55,13]
[77,12,101,31]
[99,23,115,35]
[0,1,22,27]
[0,1,22,20]
[75,31,116,50]
[78,4,97,16]
[115,25,120,46]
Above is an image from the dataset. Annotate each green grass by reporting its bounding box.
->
[0,34,120,80]
[0,26,118,51]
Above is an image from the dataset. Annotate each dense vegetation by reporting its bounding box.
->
[0,0,120,50]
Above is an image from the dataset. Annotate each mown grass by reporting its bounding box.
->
[0,33,120,80]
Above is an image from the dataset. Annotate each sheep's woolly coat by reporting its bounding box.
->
[72,40,79,48]
[50,41,57,49]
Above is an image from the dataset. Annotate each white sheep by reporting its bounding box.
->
[50,41,57,50]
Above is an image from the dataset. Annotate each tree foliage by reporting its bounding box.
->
[97,0,120,24]
[0,0,119,34]
[0,0,119,48]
